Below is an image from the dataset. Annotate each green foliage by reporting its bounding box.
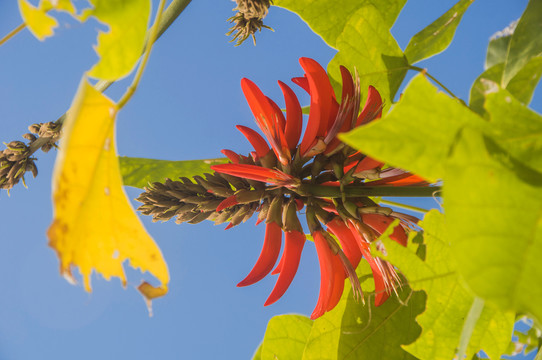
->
[404,0,474,64]
[258,315,313,360]
[119,157,228,188]
[255,262,425,360]
[340,74,485,182]
[374,211,514,360]
[83,0,152,80]
[274,0,407,108]
[502,0,542,85]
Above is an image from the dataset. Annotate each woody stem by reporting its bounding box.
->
[295,184,441,198]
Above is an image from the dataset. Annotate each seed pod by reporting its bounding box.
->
[219,173,250,191]
[213,209,232,225]
[266,196,283,227]
[188,211,214,224]
[282,200,303,233]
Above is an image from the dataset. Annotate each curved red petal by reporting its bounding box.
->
[216,195,239,212]
[278,81,303,151]
[356,85,383,127]
[354,156,384,174]
[326,218,362,269]
[236,125,270,158]
[241,78,276,131]
[361,213,408,246]
[237,222,283,287]
[266,96,286,131]
[265,230,306,306]
[298,57,335,156]
[292,76,310,93]
[326,253,345,312]
[348,222,390,306]
[311,231,335,319]
[221,149,241,164]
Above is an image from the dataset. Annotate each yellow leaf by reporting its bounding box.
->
[18,0,58,41]
[47,78,169,294]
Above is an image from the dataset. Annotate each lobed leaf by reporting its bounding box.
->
[259,315,313,360]
[47,78,169,295]
[18,0,59,41]
[83,0,151,80]
[374,211,515,360]
[404,0,474,64]
[274,0,407,108]
[340,74,486,182]
[119,157,229,189]
[446,128,542,324]
[502,0,542,85]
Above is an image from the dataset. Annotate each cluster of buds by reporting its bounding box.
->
[137,58,431,319]
[0,121,61,190]
[227,0,273,46]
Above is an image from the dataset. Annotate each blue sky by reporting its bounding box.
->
[0,0,539,359]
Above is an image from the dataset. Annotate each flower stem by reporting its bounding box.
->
[117,0,167,110]
[378,199,429,214]
[295,184,442,198]
[27,0,192,155]
[0,23,26,47]
[408,65,462,102]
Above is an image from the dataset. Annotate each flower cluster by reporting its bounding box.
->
[138,58,430,319]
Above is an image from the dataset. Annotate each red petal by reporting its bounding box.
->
[265,231,306,305]
[216,195,239,212]
[236,125,270,158]
[237,222,283,287]
[356,86,383,126]
[361,213,408,246]
[221,149,241,164]
[326,253,345,312]
[348,222,390,306]
[311,231,335,319]
[211,163,294,185]
[370,173,428,186]
[278,81,303,151]
[354,156,384,174]
[326,218,362,270]
[266,96,286,131]
[292,76,310,93]
[298,58,335,156]
[241,78,276,132]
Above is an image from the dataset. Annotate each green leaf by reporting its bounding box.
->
[446,127,542,324]
[83,0,151,80]
[374,211,515,360]
[502,0,542,85]
[252,343,262,360]
[273,0,406,48]
[340,74,485,182]
[404,0,474,64]
[328,5,408,109]
[301,262,424,360]
[485,31,512,69]
[483,88,542,172]
[274,0,408,108]
[119,157,229,188]
[469,58,542,114]
[259,315,313,360]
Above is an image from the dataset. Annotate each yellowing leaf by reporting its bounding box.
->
[47,78,169,294]
[84,0,151,80]
[18,0,58,41]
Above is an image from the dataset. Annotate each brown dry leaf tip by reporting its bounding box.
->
[227,0,274,46]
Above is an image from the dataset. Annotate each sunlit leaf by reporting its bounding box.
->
[502,0,542,85]
[83,0,151,80]
[340,74,486,182]
[485,31,512,69]
[301,262,424,360]
[469,59,542,114]
[328,5,408,108]
[483,88,542,172]
[259,315,313,360]
[119,157,229,189]
[404,0,474,64]
[274,0,407,107]
[18,0,58,41]
[446,128,542,324]
[273,0,406,48]
[252,343,263,360]
[47,78,169,294]
[374,211,515,360]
